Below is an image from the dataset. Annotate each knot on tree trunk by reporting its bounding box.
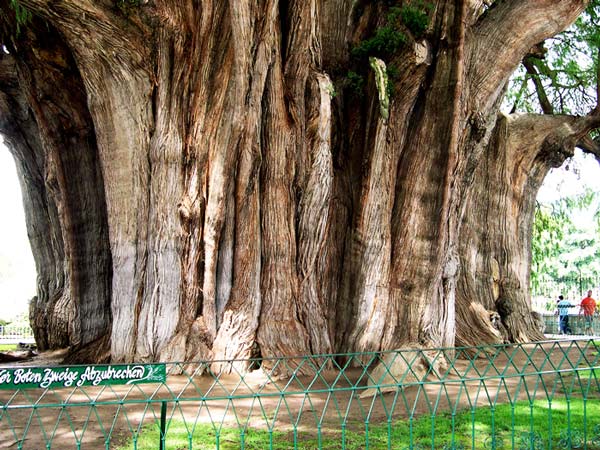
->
[540,125,579,167]
[177,196,205,224]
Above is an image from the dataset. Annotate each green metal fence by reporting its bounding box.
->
[531,276,600,302]
[1,339,600,449]
[0,324,34,343]
[530,276,600,316]
[542,315,600,336]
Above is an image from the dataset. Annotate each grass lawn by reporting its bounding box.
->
[0,344,16,352]
[555,367,600,395]
[117,397,600,449]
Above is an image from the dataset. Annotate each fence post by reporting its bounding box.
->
[159,401,167,450]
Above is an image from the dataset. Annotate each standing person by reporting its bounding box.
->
[556,295,573,335]
[579,290,597,335]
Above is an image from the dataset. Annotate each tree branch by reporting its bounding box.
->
[509,73,528,113]
[522,56,554,114]
[468,0,587,113]
[595,47,600,113]
[18,0,150,72]
[579,133,600,159]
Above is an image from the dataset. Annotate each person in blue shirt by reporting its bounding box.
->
[556,295,574,334]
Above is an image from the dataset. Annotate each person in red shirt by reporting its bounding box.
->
[579,290,597,335]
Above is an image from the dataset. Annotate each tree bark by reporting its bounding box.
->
[0,19,112,351]
[457,113,600,346]
[0,0,592,366]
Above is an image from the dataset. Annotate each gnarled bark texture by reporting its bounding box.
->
[0,21,111,352]
[0,0,594,367]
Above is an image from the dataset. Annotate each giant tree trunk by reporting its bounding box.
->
[0,21,112,352]
[457,113,600,346]
[0,0,593,366]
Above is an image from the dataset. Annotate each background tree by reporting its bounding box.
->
[532,190,599,276]
[531,200,570,283]
[530,188,600,302]
[0,0,595,367]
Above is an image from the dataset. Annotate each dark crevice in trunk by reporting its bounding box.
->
[278,1,290,65]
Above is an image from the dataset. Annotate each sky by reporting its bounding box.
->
[537,149,600,235]
[537,149,600,204]
[0,137,36,321]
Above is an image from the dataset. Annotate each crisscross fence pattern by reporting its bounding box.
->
[542,314,600,336]
[1,339,600,449]
[0,325,34,342]
[531,276,600,302]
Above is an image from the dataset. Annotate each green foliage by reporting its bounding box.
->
[531,201,568,283]
[386,63,400,97]
[399,2,431,38]
[116,0,143,15]
[531,188,600,287]
[505,1,600,115]
[351,23,407,60]
[349,2,432,101]
[8,0,31,35]
[11,311,29,325]
[345,63,398,99]
[324,82,337,98]
[351,2,432,60]
[346,70,365,96]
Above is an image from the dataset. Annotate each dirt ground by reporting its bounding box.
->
[0,339,599,449]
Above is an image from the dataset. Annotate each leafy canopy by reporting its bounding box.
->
[505,0,600,115]
[531,189,600,298]
[3,0,31,37]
